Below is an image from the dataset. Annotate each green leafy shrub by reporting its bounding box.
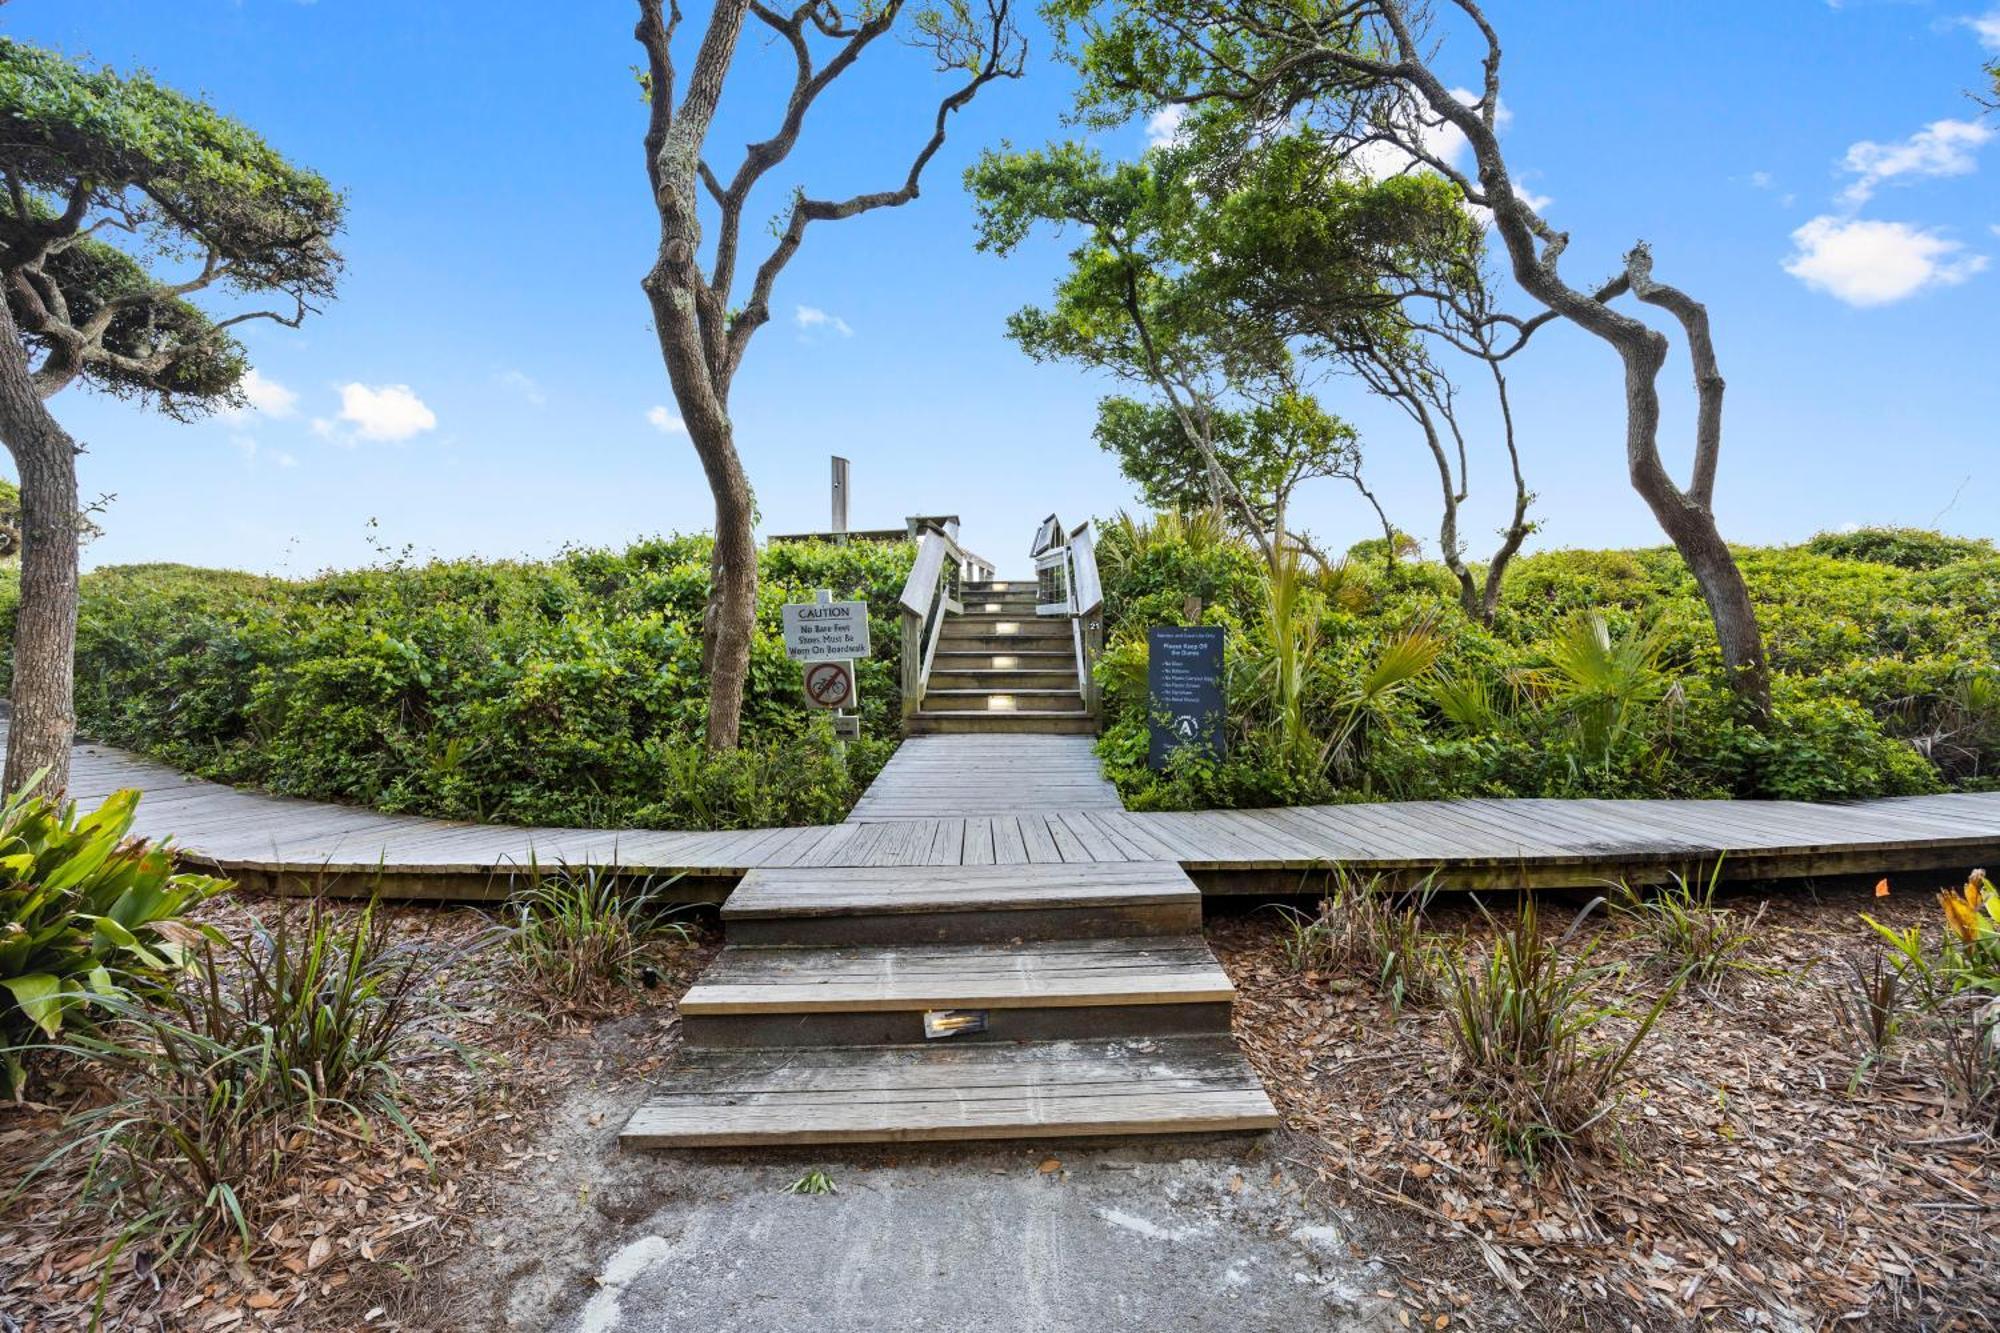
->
[1094,515,1998,808]
[0,787,223,1094]
[0,536,913,830]
[32,897,471,1260]
[1805,526,1995,571]
[508,865,692,1009]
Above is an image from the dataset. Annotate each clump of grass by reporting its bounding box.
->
[25,897,469,1266]
[1827,949,1912,1090]
[506,865,692,1009]
[1275,870,1451,1012]
[1440,896,1676,1170]
[1939,996,2000,1130]
[784,1169,837,1196]
[1611,862,1765,993]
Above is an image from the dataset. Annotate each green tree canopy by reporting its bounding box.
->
[1094,389,1357,534]
[0,38,344,416]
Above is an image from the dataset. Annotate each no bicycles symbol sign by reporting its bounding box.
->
[802,660,855,710]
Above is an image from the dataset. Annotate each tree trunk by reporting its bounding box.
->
[0,304,79,798]
[1627,462,1770,714]
[701,436,758,749]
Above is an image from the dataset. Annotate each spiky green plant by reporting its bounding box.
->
[1440,896,1676,1169]
[20,897,473,1267]
[507,864,691,1008]
[1525,611,1669,764]
[1611,862,1766,993]
[1321,618,1444,779]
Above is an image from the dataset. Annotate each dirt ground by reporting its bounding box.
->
[4,877,1997,1332]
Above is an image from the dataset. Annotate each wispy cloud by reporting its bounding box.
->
[646,405,686,434]
[1958,6,2000,50]
[1838,118,1994,206]
[794,304,854,338]
[496,369,546,406]
[1146,104,1188,148]
[226,368,299,420]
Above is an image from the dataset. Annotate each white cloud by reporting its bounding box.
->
[1839,118,1994,205]
[318,383,437,443]
[1750,170,1775,190]
[1961,8,2000,50]
[646,405,686,434]
[794,305,853,337]
[496,369,546,406]
[1784,215,1989,305]
[226,368,298,420]
[1146,104,1189,148]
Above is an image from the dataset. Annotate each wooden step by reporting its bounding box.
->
[936,629,1075,650]
[621,1035,1278,1147]
[933,649,1073,665]
[681,937,1236,1047]
[722,861,1202,946]
[906,712,1098,735]
[951,612,1070,629]
[920,689,1086,714]
[927,668,1080,691]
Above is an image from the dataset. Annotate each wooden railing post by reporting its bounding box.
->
[900,609,923,721]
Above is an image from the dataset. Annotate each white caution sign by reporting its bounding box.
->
[781,599,872,663]
[802,660,856,710]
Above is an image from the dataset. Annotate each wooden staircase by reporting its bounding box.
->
[622,860,1277,1147]
[620,517,1274,1149]
[909,580,1095,735]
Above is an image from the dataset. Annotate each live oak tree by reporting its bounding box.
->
[1048,0,1772,717]
[634,0,1025,749]
[968,142,1320,571]
[1092,389,1383,569]
[969,134,1513,609]
[1183,129,1536,622]
[0,40,342,795]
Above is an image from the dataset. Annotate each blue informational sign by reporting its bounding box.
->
[1147,626,1226,769]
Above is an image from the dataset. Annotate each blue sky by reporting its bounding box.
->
[8,0,1999,577]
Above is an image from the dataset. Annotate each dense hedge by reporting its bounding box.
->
[0,536,914,829]
[1094,522,2000,809]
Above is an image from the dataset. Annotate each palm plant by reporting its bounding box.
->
[1320,617,1445,780]
[1252,545,1324,773]
[1525,611,1669,765]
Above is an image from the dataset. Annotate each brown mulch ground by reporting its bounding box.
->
[0,895,714,1333]
[7,880,1998,1331]
[1214,878,2000,1332]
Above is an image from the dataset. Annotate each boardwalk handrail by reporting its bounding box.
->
[898,524,991,717]
[1029,516,1105,718]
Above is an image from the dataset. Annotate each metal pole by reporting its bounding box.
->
[830,456,849,538]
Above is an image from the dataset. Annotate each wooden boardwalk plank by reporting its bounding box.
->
[54,728,2000,890]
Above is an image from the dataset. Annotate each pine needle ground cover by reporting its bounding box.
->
[0,892,716,1330]
[1214,877,2000,1331]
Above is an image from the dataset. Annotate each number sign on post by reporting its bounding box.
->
[1147,626,1226,769]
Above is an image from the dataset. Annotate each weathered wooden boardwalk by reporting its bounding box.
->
[44,659,2000,1147]
[69,728,2000,896]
